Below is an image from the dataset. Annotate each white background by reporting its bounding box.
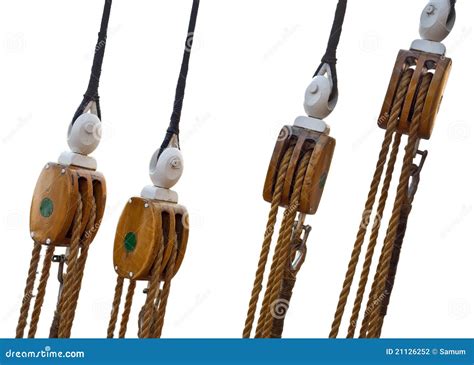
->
[0,0,472,338]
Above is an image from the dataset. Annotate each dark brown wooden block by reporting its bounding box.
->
[379,49,452,140]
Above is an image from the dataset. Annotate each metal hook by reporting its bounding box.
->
[408,150,428,198]
[289,219,312,272]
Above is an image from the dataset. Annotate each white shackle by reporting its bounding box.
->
[419,0,455,42]
[67,113,102,155]
[149,147,184,189]
[303,64,338,120]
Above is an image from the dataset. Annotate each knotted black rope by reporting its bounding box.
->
[314,0,347,101]
[72,0,112,124]
[158,0,200,158]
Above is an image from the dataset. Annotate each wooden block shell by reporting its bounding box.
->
[263,126,335,215]
[379,49,452,140]
[29,163,106,246]
[113,197,189,281]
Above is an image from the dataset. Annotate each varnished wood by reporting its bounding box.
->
[113,198,189,281]
[379,49,452,140]
[263,126,335,215]
[300,134,335,214]
[30,163,78,246]
[30,163,107,247]
[114,197,162,280]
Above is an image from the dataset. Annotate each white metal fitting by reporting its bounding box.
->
[149,147,183,189]
[67,112,102,155]
[303,63,338,120]
[419,0,455,42]
[293,116,330,134]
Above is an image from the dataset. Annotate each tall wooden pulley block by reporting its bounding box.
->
[263,126,336,215]
[113,197,189,281]
[378,49,452,140]
[30,162,106,247]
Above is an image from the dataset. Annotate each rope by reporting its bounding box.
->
[255,206,296,337]
[16,242,42,338]
[378,151,426,328]
[57,196,83,338]
[27,245,55,338]
[314,0,348,100]
[139,241,166,338]
[107,276,124,338]
[152,244,178,338]
[158,0,200,157]
[365,72,432,338]
[259,152,311,338]
[345,133,402,338]
[242,145,295,338]
[270,220,307,338]
[58,196,97,338]
[328,69,413,338]
[72,0,113,122]
[118,280,136,338]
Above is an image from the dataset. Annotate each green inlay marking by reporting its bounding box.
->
[40,198,54,218]
[319,172,328,190]
[124,232,137,253]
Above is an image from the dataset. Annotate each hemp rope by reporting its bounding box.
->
[329,68,414,338]
[107,276,124,338]
[153,243,178,338]
[139,239,166,338]
[58,196,97,338]
[16,242,42,338]
[346,132,402,338]
[365,72,433,338]
[242,145,295,338]
[27,244,56,338]
[118,280,136,338]
[56,196,84,338]
[259,152,312,338]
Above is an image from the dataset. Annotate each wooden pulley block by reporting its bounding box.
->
[29,163,106,247]
[263,126,335,215]
[113,197,189,281]
[379,49,452,140]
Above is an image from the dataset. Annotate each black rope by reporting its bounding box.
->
[72,0,112,124]
[158,0,200,157]
[314,0,347,101]
[448,0,457,26]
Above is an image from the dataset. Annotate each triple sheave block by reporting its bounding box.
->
[243,0,347,339]
[16,0,112,338]
[106,0,200,339]
[329,0,456,338]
